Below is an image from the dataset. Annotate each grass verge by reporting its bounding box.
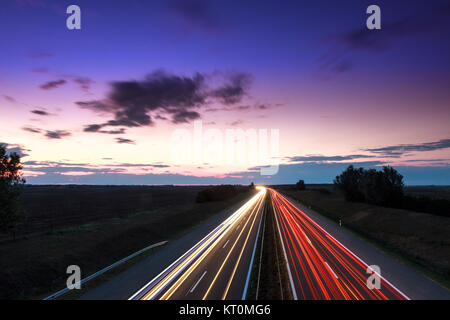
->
[275,187,450,290]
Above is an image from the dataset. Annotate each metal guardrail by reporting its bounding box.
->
[43,240,168,300]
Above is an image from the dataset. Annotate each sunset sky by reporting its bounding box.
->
[1,0,449,185]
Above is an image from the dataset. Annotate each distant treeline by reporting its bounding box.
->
[196,184,254,203]
[334,165,450,218]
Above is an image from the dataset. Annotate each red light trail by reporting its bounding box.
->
[270,188,409,300]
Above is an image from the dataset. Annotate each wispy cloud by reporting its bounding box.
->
[22,126,41,133]
[44,130,71,139]
[2,95,17,103]
[318,3,450,74]
[363,139,450,157]
[116,137,135,144]
[167,0,222,33]
[31,108,53,116]
[40,79,66,90]
[286,154,375,163]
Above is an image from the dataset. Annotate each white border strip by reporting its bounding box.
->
[241,201,265,300]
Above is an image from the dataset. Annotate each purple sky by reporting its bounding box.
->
[1,0,449,185]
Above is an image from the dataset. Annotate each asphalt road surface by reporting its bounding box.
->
[130,187,266,300]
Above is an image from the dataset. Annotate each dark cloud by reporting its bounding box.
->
[172,110,201,123]
[116,137,135,144]
[31,109,51,116]
[77,100,117,114]
[154,114,168,121]
[205,102,279,113]
[77,70,251,132]
[22,126,41,133]
[82,124,102,133]
[364,139,450,157]
[44,130,71,139]
[2,95,17,103]
[229,120,243,126]
[83,124,126,135]
[168,0,221,32]
[40,79,66,90]
[211,73,251,105]
[73,77,95,91]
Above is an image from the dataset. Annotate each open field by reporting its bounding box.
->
[0,185,255,299]
[274,185,450,287]
[404,185,450,201]
[4,185,206,241]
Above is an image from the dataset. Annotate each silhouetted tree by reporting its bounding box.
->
[249,182,255,189]
[296,179,305,190]
[334,165,365,202]
[334,165,404,207]
[0,145,26,236]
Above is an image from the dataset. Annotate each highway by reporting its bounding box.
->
[129,187,266,300]
[269,188,409,300]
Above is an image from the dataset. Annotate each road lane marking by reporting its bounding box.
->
[223,240,230,249]
[325,261,338,279]
[190,271,208,293]
[242,200,265,300]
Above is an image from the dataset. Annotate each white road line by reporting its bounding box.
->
[325,261,338,279]
[190,270,207,293]
[241,199,265,300]
[223,239,230,249]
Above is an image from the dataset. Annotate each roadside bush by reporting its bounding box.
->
[333,165,365,202]
[296,180,305,190]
